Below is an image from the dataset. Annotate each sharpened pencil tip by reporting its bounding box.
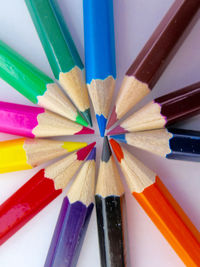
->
[96,114,107,137]
[101,136,112,162]
[106,106,117,129]
[87,147,96,161]
[110,134,127,144]
[75,126,95,135]
[62,141,88,152]
[76,112,89,127]
[107,125,127,136]
[77,142,96,161]
[109,139,124,163]
[81,109,93,127]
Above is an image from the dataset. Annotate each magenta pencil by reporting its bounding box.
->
[0,101,94,138]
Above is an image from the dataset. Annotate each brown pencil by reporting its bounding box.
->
[107,0,200,129]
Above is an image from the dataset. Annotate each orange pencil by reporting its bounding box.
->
[110,139,200,267]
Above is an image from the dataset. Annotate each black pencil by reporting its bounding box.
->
[95,137,126,267]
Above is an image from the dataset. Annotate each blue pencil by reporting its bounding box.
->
[83,0,116,137]
[111,128,200,162]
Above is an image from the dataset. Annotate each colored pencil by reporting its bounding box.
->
[45,147,96,267]
[111,128,200,162]
[95,137,125,266]
[108,82,200,134]
[25,0,92,126]
[83,0,116,136]
[0,142,95,245]
[0,138,87,174]
[0,101,94,138]
[0,41,87,126]
[107,0,200,129]
[110,139,200,266]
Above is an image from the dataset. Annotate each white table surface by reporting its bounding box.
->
[0,0,200,266]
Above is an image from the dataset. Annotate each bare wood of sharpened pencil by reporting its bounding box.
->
[37,83,79,122]
[24,139,79,166]
[120,149,155,193]
[96,156,124,197]
[45,152,83,190]
[116,76,150,119]
[121,101,166,132]
[32,110,85,137]
[68,160,96,206]
[124,130,172,157]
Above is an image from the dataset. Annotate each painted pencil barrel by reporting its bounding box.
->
[126,0,200,87]
[83,0,116,82]
[0,169,62,245]
[167,128,200,161]
[45,197,93,267]
[133,176,200,267]
[95,195,125,267]
[25,0,76,78]
[0,138,32,173]
[0,40,52,103]
[0,101,44,138]
[49,0,83,70]
[157,82,200,126]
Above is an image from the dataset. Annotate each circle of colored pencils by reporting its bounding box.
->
[45,147,96,267]
[0,41,88,126]
[0,142,96,245]
[25,0,92,126]
[0,138,88,174]
[95,137,126,267]
[110,128,200,162]
[108,81,200,135]
[107,0,200,129]
[83,0,116,137]
[0,101,94,138]
[110,139,200,267]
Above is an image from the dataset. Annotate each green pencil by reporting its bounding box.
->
[25,0,92,126]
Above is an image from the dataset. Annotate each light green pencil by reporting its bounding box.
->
[0,40,88,126]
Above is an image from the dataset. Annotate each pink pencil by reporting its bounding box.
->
[0,101,94,138]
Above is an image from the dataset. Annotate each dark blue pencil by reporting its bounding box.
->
[111,128,200,162]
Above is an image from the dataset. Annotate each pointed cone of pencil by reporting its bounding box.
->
[102,136,112,161]
[62,141,88,152]
[110,134,127,144]
[107,125,127,136]
[81,109,93,127]
[75,126,95,135]
[106,106,118,129]
[86,147,96,161]
[75,112,89,127]
[77,142,96,161]
[109,139,124,162]
[96,114,107,137]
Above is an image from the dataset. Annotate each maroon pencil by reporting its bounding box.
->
[108,81,200,134]
[107,0,200,129]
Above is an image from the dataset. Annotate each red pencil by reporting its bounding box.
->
[0,142,95,245]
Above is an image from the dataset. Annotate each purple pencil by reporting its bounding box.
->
[44,147,96,267]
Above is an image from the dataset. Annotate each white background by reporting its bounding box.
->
[0,0,200,266]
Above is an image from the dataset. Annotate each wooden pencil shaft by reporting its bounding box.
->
[0,40,52,103]
[134,177,200,266]
[95,195,126,267]
[25,0,91,120]
[126,0,200,88]
[0,169,62,245]
[110,141,200,266]
[45,197,93,267]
